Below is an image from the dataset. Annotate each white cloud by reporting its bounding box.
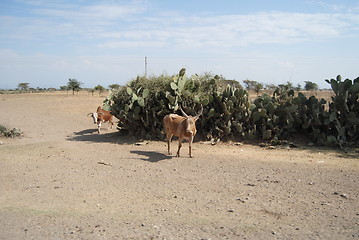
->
[94,12,359,50]
[98,40,168,49]
[1,1,358,89]
[2,2,358,50]
[33,4,145,20]
[311,0,359,13]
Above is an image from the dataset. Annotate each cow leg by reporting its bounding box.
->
[166,133,173,155]
[189,136,194,158]
[176,138,182,157]
[97,121,102,134]
[108,119,114,129]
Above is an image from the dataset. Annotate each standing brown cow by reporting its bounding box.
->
[163,106,203,158]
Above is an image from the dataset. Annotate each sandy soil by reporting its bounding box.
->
[0,92,358,240]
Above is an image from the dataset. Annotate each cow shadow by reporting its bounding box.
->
[74,129,98,135]
[68,128,138,144]
[130,150,172,162]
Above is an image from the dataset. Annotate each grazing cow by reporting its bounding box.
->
[163,106,203,158]
[88,106,114,133]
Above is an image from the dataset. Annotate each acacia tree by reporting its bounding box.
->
[18,82,29,92]
[243,79,257,90]
[67,79,82,94]
[304,81,319,91]
[254,82,263,95]
[94,85,105,95]
[243,79,263,95]
[109,84,120,90]
[60,85,69,94]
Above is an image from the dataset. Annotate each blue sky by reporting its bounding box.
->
[1,0,358,89]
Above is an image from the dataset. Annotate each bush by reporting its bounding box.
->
[107,72,359,147]
[107,73,249,140]
[0,125,22,138]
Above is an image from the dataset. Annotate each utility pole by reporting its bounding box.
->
[144,56,147,79]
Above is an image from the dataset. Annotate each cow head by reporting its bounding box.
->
[87,112,98,124]
[180,105,203,137]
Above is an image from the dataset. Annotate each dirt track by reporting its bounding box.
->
[0,93,358,239]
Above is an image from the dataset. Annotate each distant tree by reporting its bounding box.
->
[60,85,69,94]
[109,84,120,90]
[67,79,82,94]
[285,81,294,90]
[254,82,263,95]
[243,79,258,90]
[265,84,277,90]
[218,79,242,89]
[304,81,319,91]
[276,81,295,91]
[17,82,29,92]
[36,87,44,92]
[243,79,263,94]
[60,86,68,91]
[294,84,302,91]
[94,85,105,95]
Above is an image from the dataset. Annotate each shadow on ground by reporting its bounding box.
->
[130,150,172,162]
[67,129,138,144]
[68,129,359,160]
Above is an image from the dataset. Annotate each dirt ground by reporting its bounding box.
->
[0,92,358,240]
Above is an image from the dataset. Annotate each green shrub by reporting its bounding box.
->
[323,75,359,146]
[0,124,22,138]
[107,71,358,147]
[107,72,250,140]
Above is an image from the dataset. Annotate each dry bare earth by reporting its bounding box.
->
[0,93,358,240]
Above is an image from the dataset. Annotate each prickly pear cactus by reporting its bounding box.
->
[108,71,358,147]
[323,75,359,146]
